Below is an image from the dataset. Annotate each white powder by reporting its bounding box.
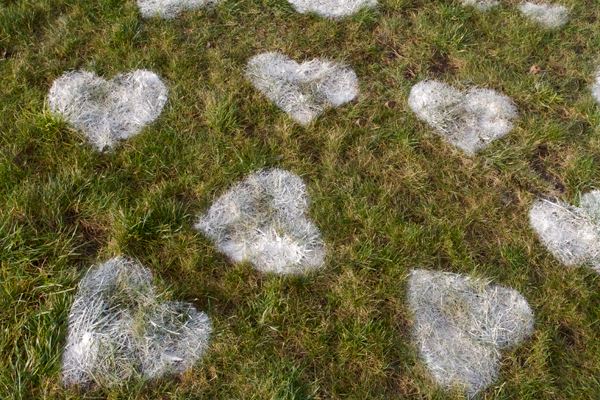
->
[48,70,168,151]
[407,269,534,396]
[246,52,358,125]
[408,80,517,155]
[195,168,326,274]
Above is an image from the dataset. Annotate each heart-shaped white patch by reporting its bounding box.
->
[461,0,500,11]
[286,0,377,18]
[529,191,600,274]
[137,0,218,19]
[408,80,518,155]
[246,52,358,125]
[518,2,569,29]
[593,70,600,105]
[195,168,326,274]
[48,70,168,151]
[62,257,212,387]
[407,269,534,396]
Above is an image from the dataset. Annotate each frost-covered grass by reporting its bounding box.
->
[1,0,600,399]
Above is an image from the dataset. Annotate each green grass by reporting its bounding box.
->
[1,0,599,398]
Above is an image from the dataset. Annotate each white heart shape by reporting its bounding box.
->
[592,69,600,105]
[62,257,212,387]
[529,191,600,273]
[518,2,569,29]
[48,70,168,151]
[286,0,377,18]
[246,52,358,125]
[461,0,500,11]
[407,269,534,396]
[408,80,518,155]
[195,168,326,274]
[137,0,218,19]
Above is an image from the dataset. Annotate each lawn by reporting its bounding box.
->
[1,0,599,399]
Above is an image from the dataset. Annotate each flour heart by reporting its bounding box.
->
[461,0,500,11]
[48,70,168,151]
[246,52,358,125]
[529,191,600,274]
[195,168,326,274]
[518,2,569,29]
[62,257,212,387]
[593,69,600,105]
[407,269,534,396]
[408,80,518,155]
[137,0,218,19]
[286,0,377,18]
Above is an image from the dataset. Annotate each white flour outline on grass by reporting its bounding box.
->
[246,52,358,125]
[195,168,326,274]
[48,70,168,151]
[407,269,534,396]
[408,80,518,155]
[518,2,569,29]
[62,257,212,387]
[529,191,600,274]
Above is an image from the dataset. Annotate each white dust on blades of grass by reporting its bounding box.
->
[592,69,600,105]
[408,80,518,155]
[286,0,376,19]
[461,0,500,11]
[47,70,168,151]
[246,52,358,126]
[407,269,534,397]
[518,2,569,29]
[529,191,600,274]
[195,168,326,275]
[62,257,212,388]
[137,0,220,19]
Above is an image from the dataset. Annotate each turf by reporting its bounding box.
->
[0,0,599,399]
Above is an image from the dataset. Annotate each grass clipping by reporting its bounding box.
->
[407,269,534,396]
[62,257,212,388]
[408,80,518,155]
[246,52,358,125]
[48,70,168,151]
[195,168,326,274]
[137,0,219,19]
[286,0,377,18]
[529,191,600,274]
[518,2,569,29]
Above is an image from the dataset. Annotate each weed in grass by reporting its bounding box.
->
[407,269,534,397]
[529,191,600,274]
[48,70,168,151]
[195,168,326,274]
[286,0,377,19]
[408,80,518,155]
[245,52,358,126]
[62,257,212,388]
[518,2,569,29]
